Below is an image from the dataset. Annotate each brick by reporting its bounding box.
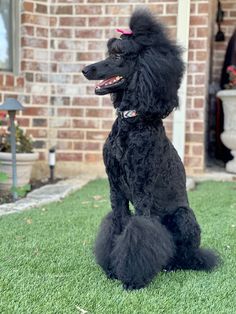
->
[25,73,34,82]
[89,17,116,27]
[105,5,132,15]
[86,109,113,118]
[189,39,206,50]
[33,141,46,149]
[88,0,114,3]
[5,75,14,87]
[32,118,47,127]
[16,77,24,88]
[77,52,103,61]
[23,107,49,116]
[21,37,48,49]
[186,133,204,143]
[26,129,47,138]
[85,153,102,162]
[72,97,99,107]
[22,25,34,36]
[193,122,204,132]
[51,51,74,62]
[146,4,164,14]
[58,108,84,117]
[166,3,178,14]
[0,75,4,86]
[50,17,57,27]
[57,153,83,161]
[36,27,48,38]
[198,3,209,14]
[23,1,34,12]
[59,17,86,27]
[187,87,206,97]
[22,48,34,59]
[58,40,87,51]
[57,141,73,150]
[190,16,208,26]
[194,98,204,108]
[51,96,70,106]
[184,156,203,168]
[51,29,72,38]
[75,29,103,39]
[86,131,109,141]
[88,41,107,51]
[74,142,100,151]
[195,75,205,85]
[57,63,83,73]
[58,130,84,140]
[197,27,209,38]
[75,5,102,15]
[102,120,114,130]
[159,16,176,26]
[186,109,203,120]
[188,63,206,73]
[72,119,100,129]
[51,5,73,15]
[21,61,48,72]
[21,14,49,26]
[32,96,48,105]
[16,118,30,127]
[196,51,207,61]
[36,4,47,14]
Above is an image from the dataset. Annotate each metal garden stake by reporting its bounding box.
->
[0,98,25,201]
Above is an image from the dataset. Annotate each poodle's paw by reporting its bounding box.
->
[123,282,145,291]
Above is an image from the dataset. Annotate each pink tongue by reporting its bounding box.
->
[97,77,116,87]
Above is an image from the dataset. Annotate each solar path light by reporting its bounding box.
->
[0,98,25,201]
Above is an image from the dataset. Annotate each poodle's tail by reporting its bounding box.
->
[175,247,220,272]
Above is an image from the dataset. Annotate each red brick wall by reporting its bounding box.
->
[0,0,213,178]
[184,0,212,175]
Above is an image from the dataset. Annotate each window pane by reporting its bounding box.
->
[0,0,12,71]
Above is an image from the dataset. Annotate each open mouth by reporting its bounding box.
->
[95,76,125,94]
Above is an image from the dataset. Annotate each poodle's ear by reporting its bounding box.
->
[135,48,184,118]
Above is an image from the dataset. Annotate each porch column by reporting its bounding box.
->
[172,0,191,161]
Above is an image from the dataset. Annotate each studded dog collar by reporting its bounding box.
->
[116,109,138,119]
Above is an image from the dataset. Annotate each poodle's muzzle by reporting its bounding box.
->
[82,61,126,95]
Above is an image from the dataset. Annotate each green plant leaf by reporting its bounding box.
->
[11,184,31,197]
[0,172,8,182]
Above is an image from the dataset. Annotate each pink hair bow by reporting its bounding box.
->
[116,28,133,35]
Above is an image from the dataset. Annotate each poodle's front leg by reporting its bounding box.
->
[94,184,130,279]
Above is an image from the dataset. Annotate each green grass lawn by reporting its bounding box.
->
[0,180,235,314]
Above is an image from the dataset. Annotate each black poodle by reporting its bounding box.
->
[82,9,219,290]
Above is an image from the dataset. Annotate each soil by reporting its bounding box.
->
[0,178,63,205]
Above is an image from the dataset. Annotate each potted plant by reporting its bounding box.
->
[217,65,236,173]
[0,115,38,191]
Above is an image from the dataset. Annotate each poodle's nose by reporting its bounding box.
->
[82,65,96,77]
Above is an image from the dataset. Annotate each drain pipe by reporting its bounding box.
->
[172,0,191,161]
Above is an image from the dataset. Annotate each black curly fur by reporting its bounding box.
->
[83,9,220,290]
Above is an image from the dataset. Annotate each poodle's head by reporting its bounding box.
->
[82,9,184,118]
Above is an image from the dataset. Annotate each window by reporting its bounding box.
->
[0,0,20,73]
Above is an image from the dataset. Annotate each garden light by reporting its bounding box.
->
[49,147,56,182]
[0,98,25,201]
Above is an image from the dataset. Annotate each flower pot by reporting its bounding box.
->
[0,152,38,191]
[217,89,236,173]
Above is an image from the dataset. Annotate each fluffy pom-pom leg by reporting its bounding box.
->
[94,211,130,279]
[110,216,175,290]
